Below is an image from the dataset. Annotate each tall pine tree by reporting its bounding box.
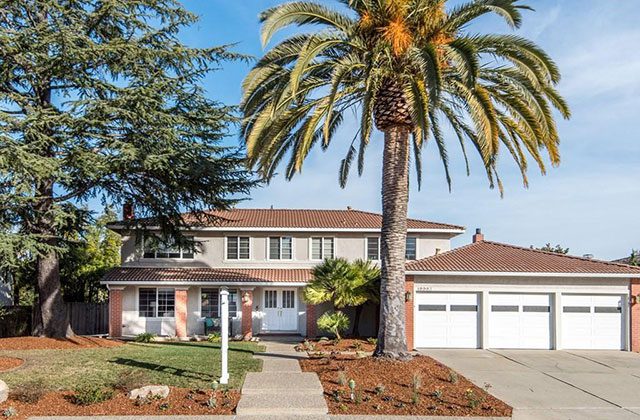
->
[0,0,255,337]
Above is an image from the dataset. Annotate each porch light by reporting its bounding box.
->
[405,291,413,302]
[631,294,639,305]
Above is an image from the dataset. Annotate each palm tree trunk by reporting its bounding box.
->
[374,125,410,359]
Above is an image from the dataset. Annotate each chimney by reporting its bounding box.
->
[122,202,134,220]
[472,228,484,243]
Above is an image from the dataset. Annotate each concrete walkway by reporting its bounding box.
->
[235,336,328,416]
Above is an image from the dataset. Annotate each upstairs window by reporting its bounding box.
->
[143,235,194,259]
[367,237,380,260]
[311,237,334,260]
[269,237,293,260]
[405,237,417,260]
[366,236,417,260]
[138,288,175,318]
[227,236,250,260]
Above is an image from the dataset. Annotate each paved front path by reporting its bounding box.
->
[424,349,640,420]
[235,336,328,416]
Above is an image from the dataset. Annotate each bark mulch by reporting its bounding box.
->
[299,338,376,353]
[0,336,123,351]
[300,354,512,417]
[0,357,23,372]
[0,387,238,420]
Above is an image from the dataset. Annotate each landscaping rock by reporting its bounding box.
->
[128,385,170,400]
[0,379,8,404]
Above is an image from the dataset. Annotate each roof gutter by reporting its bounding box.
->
[406,270,640,278]
[100,280,309,287]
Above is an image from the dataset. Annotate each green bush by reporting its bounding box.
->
[134,332,156,343]
[317,311,350,341]
[207,332,221,343]
[72,384,114,406]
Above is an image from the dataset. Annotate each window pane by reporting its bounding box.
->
[491,305,519,312]
[182,236,195,259]
[367,237,379,260]
[405,237,417,260]
[281,237,292,260]
[311,238,322,259]
[143,235,159,259]
[594,306,621,313]
[157,288,175,317]
[523,306,550,313]
[323,237,334,259]
[228,290,238,317]
[239,237,250,259]
[283,290,295,308]
[227,237,238,259]
[269,237,280,260]
[450,305,477,312]
[419,304,446,311]
[201,288,219,318]
[563,306,590,313]
[265,290,277,308]
[139,288,156,317]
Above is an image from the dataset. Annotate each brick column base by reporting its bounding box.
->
[405,275,415,352]
[631,279,640,352]
[175,288,188,340]
[241,289,254,341]
[306,304,317,338]
[108,287,124,338]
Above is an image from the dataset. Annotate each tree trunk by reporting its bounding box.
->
[31,180,72,338]
[352,305,363,337]
[374,125,411,359]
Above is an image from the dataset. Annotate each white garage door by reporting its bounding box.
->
[415,292,479,348]
[561,294,624,350]
[489,293,552,349]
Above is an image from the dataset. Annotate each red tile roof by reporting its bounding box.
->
[102,267,313,283]
[406,241,640,275]
[115,208,464,231]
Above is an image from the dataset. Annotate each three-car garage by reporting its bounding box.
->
[407,240,640,352]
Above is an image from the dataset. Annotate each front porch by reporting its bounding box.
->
[107,285,317,340]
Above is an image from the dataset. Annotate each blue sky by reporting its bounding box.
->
[174,0,640,260]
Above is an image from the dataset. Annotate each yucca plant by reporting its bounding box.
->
[241,0,569,358]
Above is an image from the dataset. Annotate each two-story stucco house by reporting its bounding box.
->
[101,208,464,340]
[102,207,640,353]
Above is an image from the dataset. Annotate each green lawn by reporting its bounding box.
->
[0,341,264,390]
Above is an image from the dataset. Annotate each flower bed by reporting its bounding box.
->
[300,355,512,417]
[0,357,23,372]
[0,387,238,420]
[297,338,376,354]
[0,336,122,351]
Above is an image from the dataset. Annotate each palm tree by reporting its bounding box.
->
[241,0,569,358]
[304,258,380,336]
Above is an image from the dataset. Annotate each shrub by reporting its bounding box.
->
[206,396,217,408]
[374,384,385,396]
[10,380,46,403]
[72,384,114,406]
[316,311,350,341]
[111,369,150,392]
[448,369,459,384]
[367,337,377,345]
[134,332,156,343]
[411,372,422,404]
[2,407,17,418]
[465,388,483,409]
[337,371,348,386]
[207,332,221,343]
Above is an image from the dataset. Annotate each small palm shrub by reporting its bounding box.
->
[317,311,350,341]
[134,332,156,343]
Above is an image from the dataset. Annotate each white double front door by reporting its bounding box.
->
[262,288,298,332]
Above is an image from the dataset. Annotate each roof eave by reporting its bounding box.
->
[101,280,310,287]
[406,270,640,278]
[106,225,465,234]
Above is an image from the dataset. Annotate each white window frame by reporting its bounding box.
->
[137,287,176,319]
[198,287,239,318]
[141,234,195,260]
[225,236,251,260]
[309,237,336,260]
[406,236,418,260]
[267,236,294,261]
[366,236,380,260]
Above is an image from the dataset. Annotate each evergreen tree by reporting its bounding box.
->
[0,1,255,337]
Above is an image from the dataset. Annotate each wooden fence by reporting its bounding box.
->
[0,302,108,337]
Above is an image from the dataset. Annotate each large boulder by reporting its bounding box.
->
[0,380,7,404]
[128,385,170,400]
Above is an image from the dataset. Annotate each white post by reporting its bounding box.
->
[220,287,229,385]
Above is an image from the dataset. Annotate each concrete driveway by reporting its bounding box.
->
[424,349,640,420]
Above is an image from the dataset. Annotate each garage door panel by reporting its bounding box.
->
[561,294,624,350]
[489,293,552,349]
[415,292,479,349]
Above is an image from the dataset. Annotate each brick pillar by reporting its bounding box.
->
[241,289,254,341]
[306,304,317,338]
[108,287,124,338]
[405,275,415,351]
[631,279,640,352]
[175,288,188,340]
